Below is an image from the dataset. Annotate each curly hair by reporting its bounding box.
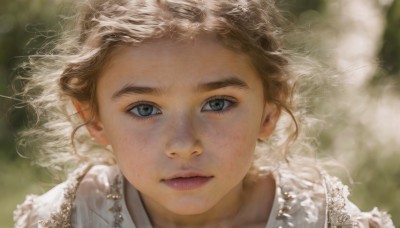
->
[18,0,306,176]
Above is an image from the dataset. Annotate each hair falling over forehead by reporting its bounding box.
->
[19,0,302,175]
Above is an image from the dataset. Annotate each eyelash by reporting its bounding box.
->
[127,102,162,120]
[126,96,238,119]
[201,96,238,113]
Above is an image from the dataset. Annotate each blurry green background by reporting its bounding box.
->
[0,0,399,227]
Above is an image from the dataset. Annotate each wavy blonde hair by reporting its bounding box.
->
[19,0,313,176]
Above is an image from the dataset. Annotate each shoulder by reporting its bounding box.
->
[13,164,116,228]
[272,164,394,228]
[14,183,67,228]
[323,173,394,228]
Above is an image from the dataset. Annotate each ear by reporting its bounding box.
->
[72,99,110,146]
[258,102,280,139]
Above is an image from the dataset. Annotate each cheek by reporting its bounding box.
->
[102,119,160,171]
[205,111,261,150]
[111,130,161,188]
[103,115,157,152]
[205,119,259,165]
[114,134,157,164]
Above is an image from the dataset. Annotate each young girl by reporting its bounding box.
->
[14,0,394,227]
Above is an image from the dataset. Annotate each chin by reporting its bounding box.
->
[165,198,215,215]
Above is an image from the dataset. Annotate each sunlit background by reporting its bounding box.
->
[0,0,399,226]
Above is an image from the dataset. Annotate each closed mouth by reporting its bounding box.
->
[161,174,214,191]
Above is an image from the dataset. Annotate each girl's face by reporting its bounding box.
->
[83,36,278,219]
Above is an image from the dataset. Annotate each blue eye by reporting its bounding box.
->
[129,103,161,117]
[202,97,236,112]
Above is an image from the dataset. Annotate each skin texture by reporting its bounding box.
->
[75,36,279,227]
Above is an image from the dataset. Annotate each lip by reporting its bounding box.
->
[161,172,214,191]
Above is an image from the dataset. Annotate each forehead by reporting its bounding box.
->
[98,36,263,93]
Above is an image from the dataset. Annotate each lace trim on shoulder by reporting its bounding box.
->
[38,164,92,228]
[323,174,358,227]
[323,171,395,228]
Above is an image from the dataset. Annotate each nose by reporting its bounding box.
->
[165,114,203,159]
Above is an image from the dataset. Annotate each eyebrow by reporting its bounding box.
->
[112,76,249,100]
[112,85,161,99]
[197,76,250,91]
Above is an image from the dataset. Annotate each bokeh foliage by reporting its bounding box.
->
[0,0,399,226]
[0,0,69,226]
[0,0,69,160]
[380,0,400,77]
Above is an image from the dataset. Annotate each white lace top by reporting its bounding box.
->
[14,164,394,228]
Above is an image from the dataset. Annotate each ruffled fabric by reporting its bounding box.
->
[270,164,327,227]
[367,208,395,228]
[14,194,38,228]
[352,207,395,228]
